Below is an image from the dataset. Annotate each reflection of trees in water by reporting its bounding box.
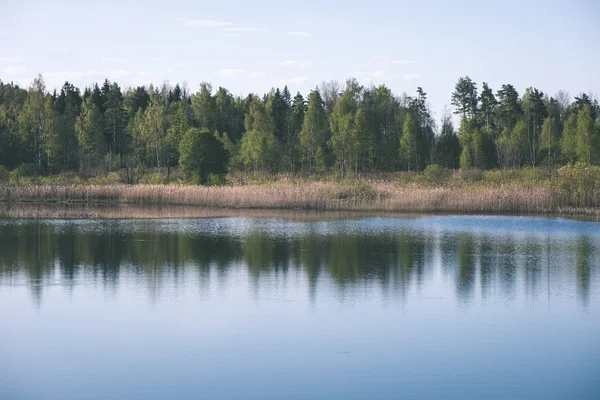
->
[523,240,543,302]
[575,236,592,309]
[457,234,476,305]
[498,239,518,299]
[479,236,497,301]
[0,221,597,308]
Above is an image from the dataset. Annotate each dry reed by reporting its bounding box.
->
[0,181,596,216]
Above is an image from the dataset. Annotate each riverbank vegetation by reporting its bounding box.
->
[1,74,599,214]
[1,164,599,215]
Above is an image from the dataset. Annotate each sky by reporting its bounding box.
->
[0,0,599,120]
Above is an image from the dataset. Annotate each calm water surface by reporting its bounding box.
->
[0,215,599,399]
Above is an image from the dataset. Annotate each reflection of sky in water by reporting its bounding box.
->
[0,216,599,400]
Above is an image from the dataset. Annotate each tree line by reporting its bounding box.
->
[0,74,598,183]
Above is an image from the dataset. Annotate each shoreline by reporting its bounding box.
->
[1,183,598,220]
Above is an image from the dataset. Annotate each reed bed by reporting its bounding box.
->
[0,181,596,216]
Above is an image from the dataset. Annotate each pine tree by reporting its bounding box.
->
[299,90,328,173]
[103,82,127,169]
[451,76,478,119]
[478,82,497,131]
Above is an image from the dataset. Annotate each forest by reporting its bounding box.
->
[0,74,599,184]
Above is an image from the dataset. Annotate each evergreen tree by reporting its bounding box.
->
[192,82,217,131]
[522,88,547,166]
[435,112,461,169]
[53,82,82,171]
[299,90,329,174]
[451,76,478,119]
[179,128,228,184]
[496,84,522,132]
[478,82,497,132]
[103,82,127,169]
[285,92,305,173]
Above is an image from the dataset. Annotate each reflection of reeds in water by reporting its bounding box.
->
[0,182,597,216]
[0,203,412,220]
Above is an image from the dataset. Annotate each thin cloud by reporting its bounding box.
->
[101,56,128,62]
[287,31,311,37]
[279,76,308,85]
[219,33,244,37]
[393,60,416,65]
[43,70,132,80]
[372,56,389,60]
[276,60,312,69]
[215,69,265,79]
[174,18,232,27]
[0,56,34,63]
[355,70,387,81]
[402,73,420,81]
[0,66,27,74]
[223,27,267,32]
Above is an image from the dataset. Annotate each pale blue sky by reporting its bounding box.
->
[1,0,598,118]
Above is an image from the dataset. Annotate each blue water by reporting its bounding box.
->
[0,215,599,399]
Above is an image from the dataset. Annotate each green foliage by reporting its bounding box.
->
[435,115,461,169]
[556,163,600,207]
[300,90,329,173]
[1,74,599,186]
[88,172,123,185]
[328,180,377,201]
[10,164,41,183]
[207,173,227,186]
[240,100,277,172]
[451,76,478,118]
[418,164,451,185]
[76,96,105,172]
[0,165,8,182]
[399,113,418,171]
[540,117,560,164]
[458,118,493,170]
[497,121,527,169]
[575,105,595,165]
[561,115,578,163]
[460,168,485,183]
[179,128,228,184]
[329,79,362,178]
[138,173,167,185]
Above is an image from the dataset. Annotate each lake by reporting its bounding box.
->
[0,215,599,399]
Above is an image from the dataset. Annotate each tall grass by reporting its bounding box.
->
[1,164,599,217]
[0,180,594,216]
